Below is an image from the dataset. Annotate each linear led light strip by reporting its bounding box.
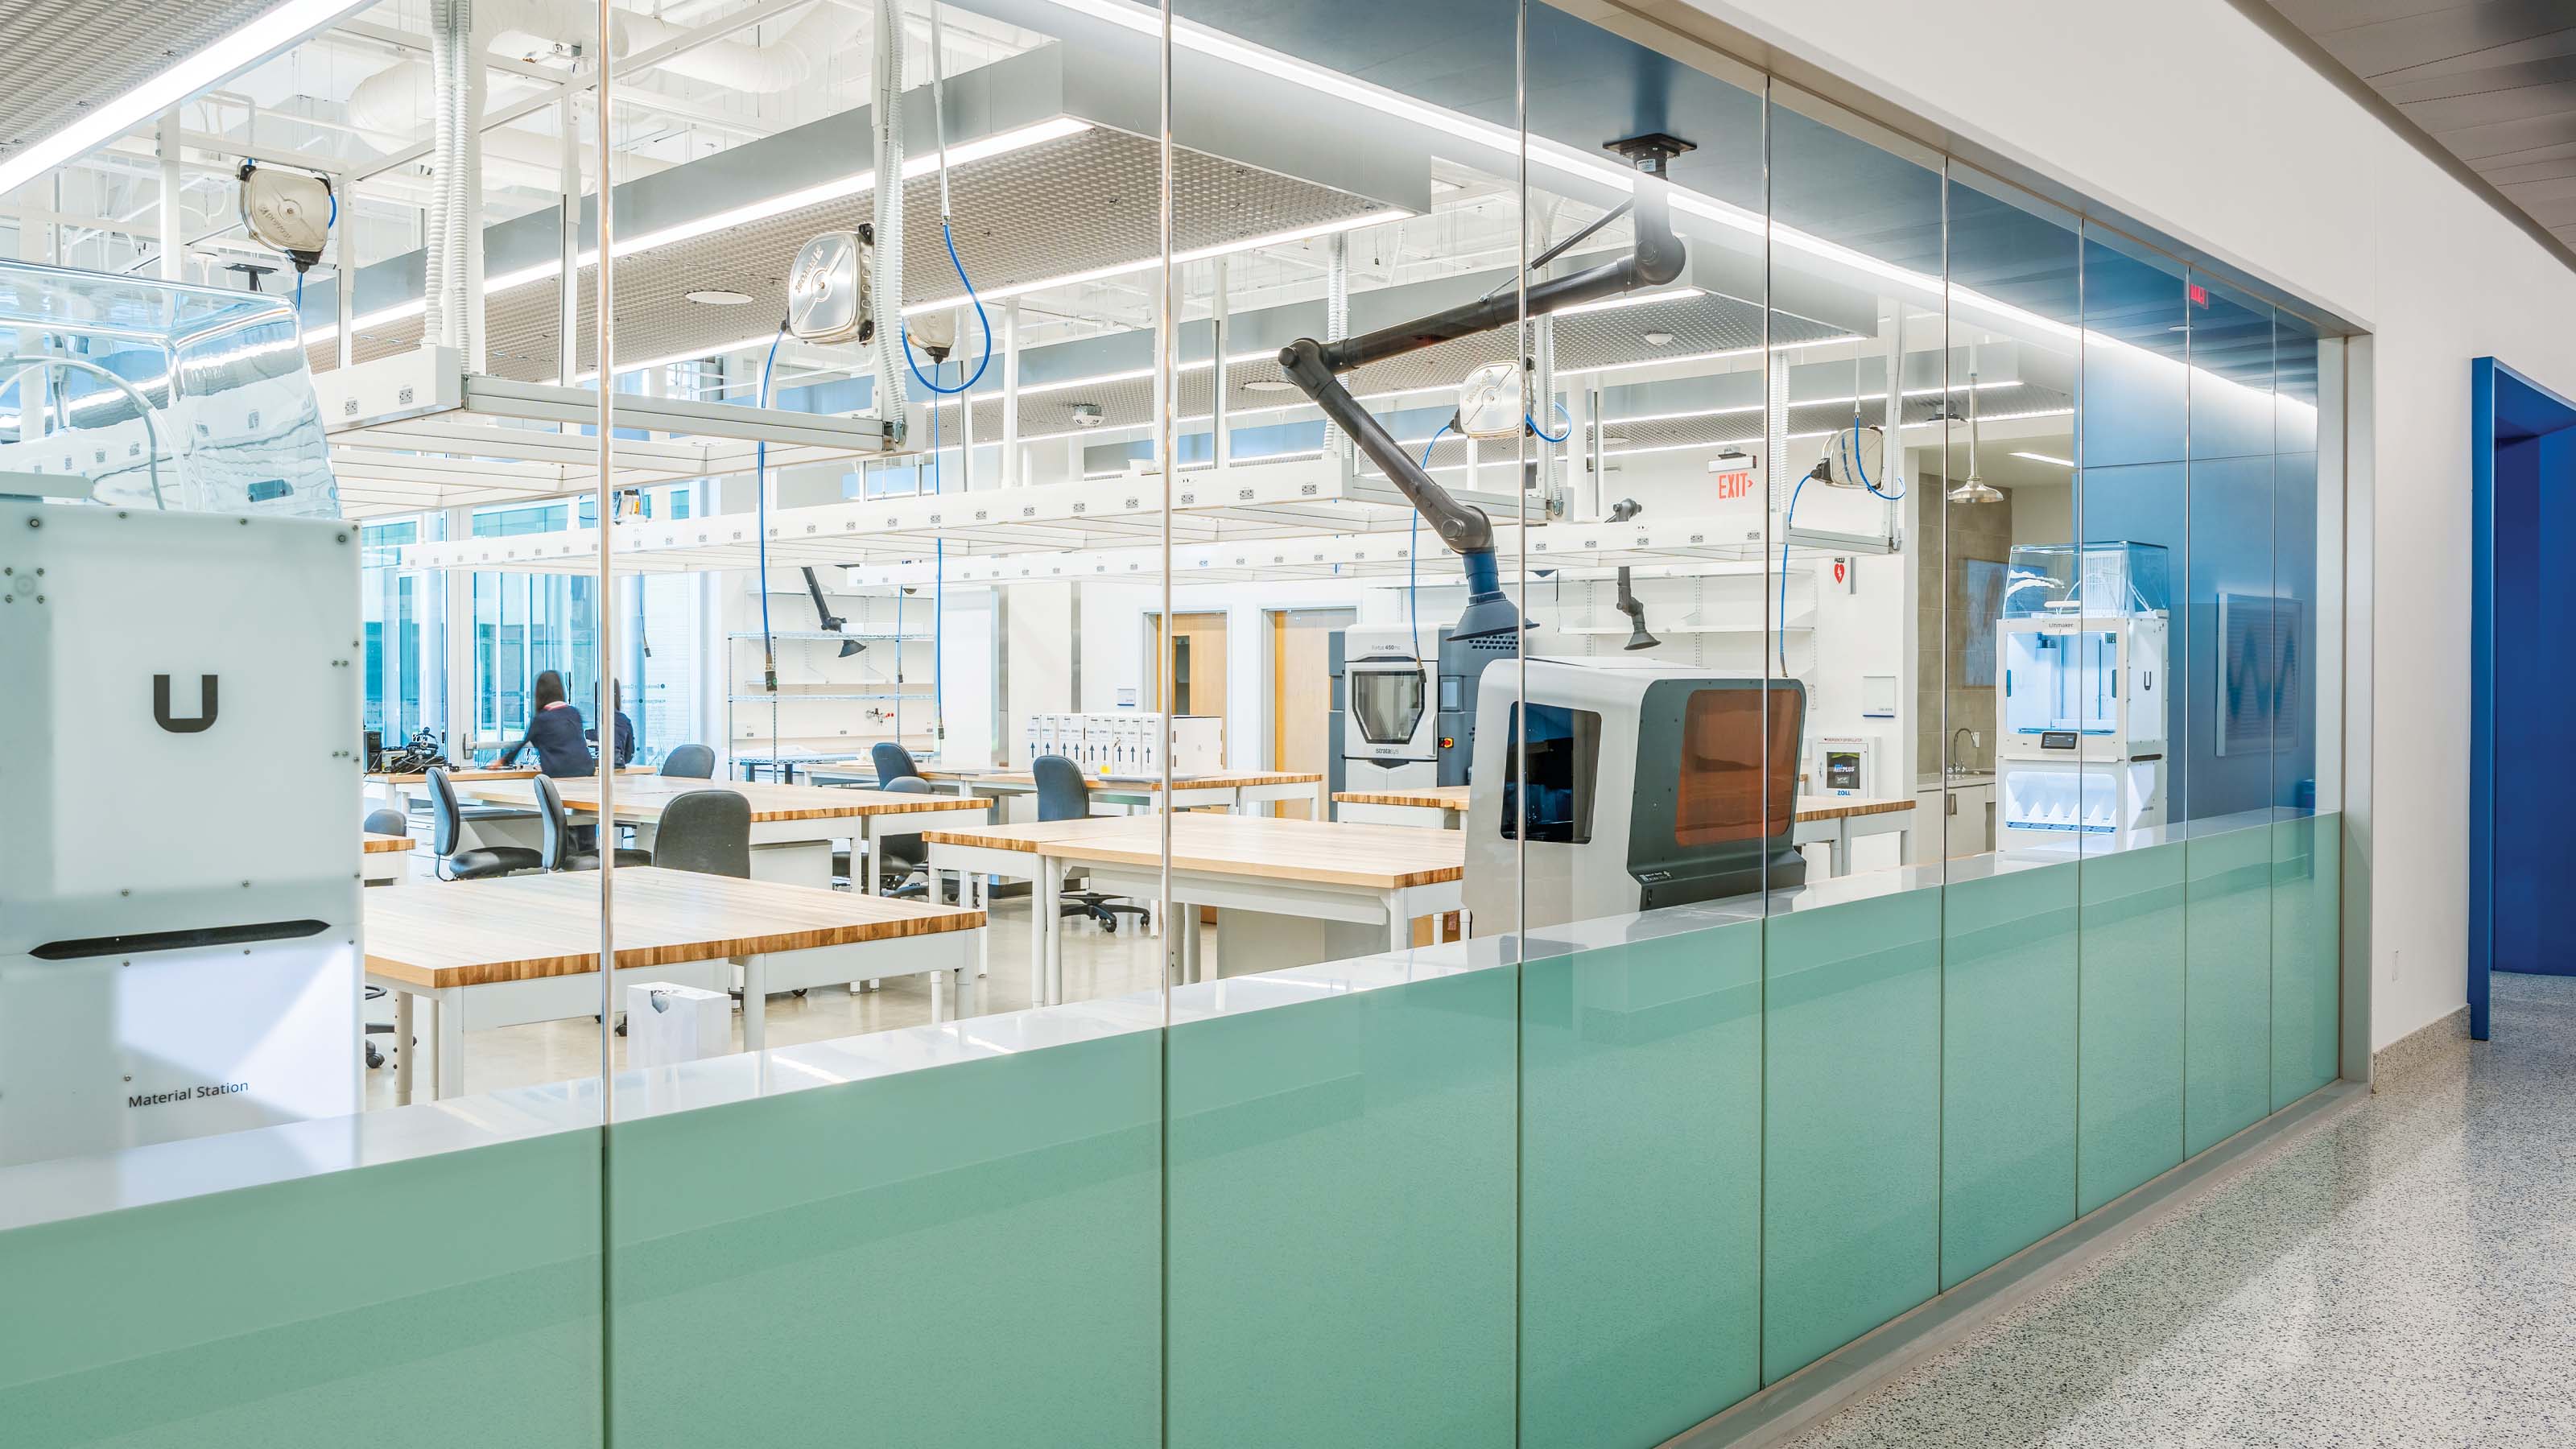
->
[0,0,378,196]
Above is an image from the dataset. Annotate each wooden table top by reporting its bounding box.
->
[362,832,414,853]
[458,776,986,824]
[923,812,1463,890]
[367,766,651,785]
[1328,785,1912,824]
[1794,795,1916,822]
[363,866,984,990]
[923,768,1322,791]
[1335,785,1473,810]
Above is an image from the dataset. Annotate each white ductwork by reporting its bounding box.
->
[423,0,481,365]
[349,0,865,147]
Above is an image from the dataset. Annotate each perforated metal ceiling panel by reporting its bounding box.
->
[316,126,1397,378]
[0,0,280,163]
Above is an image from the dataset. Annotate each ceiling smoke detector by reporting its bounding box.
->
[1070,402,1105,427]
[1642,329,1674,346]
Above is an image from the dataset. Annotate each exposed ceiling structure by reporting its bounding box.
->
[2275,0,2576,248]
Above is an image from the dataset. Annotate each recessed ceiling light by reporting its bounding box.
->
[1602,436,1629,447]
[1642,330,1674,346]
[1242,379,1298,392]
[687,289,753,306]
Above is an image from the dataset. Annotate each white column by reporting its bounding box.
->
[558,88,582,387]
[1327,233,1352,483]
[334,174,357,370]
[157,109,184,282]
[1001,298,1022,486]
[1211,255,1231,468]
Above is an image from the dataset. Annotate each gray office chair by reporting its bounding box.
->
[536,774,651,873]
[362,807,407,838]
[660,742,716,778]
[1032,754,1149,932]
[653,789,752,878]
[872,741,922,786]
[426,767,541,881]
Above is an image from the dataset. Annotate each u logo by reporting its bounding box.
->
[154,675,218,734]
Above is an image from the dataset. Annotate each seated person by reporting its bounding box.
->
[587,682,637,768]
[498,670,596,778]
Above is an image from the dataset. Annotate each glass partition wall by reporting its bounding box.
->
[0,5,2347,1447]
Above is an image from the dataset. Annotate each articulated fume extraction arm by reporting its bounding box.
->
[1277,134,1692,640]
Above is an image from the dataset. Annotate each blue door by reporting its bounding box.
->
[2471,358,2576,1038]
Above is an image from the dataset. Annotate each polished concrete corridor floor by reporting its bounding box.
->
[1783,972,2576,1448]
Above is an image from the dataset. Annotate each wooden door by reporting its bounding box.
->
[1148,612,1230,720]
[1271,608,1353,818]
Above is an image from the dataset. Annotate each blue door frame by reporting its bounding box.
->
[2471,357,2576,1039]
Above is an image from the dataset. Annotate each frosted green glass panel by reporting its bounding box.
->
[1166,968,1517,1449]
[2186,824,2274,1154]
[0,1130,601,1449]
[2272,813,2342,1108]
[1940,862,2079,1288]
[1762,888,1942,1381]
[605,1033,1162,1449]
[2077,840,2187,1213]
[1520,920,1761,1447]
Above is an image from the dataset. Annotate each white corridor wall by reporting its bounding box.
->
[1676,0,2576,1049]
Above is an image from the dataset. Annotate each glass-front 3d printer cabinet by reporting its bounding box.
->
[1997,543,2169,837]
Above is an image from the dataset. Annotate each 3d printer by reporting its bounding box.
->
[0,260,359,1170]
[1995,541,2170,839]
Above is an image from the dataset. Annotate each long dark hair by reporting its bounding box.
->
[532,670,568,711]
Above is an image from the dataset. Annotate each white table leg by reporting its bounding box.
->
[739,956,766,1053]
[1046,873,1067,1006]
[972,872,989,980]
[1830,823,1852,877]
[931,963,949,1023]
[1385,891,1410,954]
[1179,898,1203,984]
[433,988,464,1100]
[861,819,883,896]
[393,989,415,1104]
[1032,865,1059,1005]
[955,948,977,1019]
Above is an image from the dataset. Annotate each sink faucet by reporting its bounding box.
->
[1947,726,1979,774]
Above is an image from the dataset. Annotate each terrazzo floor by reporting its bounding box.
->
[1781,971,2576,1448]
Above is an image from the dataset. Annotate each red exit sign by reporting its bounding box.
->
[1711,467,1757,501]
[2188,283,2210,308]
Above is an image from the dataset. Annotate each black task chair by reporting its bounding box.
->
[536,774,652,872]
[874,776,939,898]
[660,742,716,778]
[359,805,414,1067]
[1032,754,1150,933]
[427,767,542,881]
[871,741,922,786]
[654,789,753,878]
